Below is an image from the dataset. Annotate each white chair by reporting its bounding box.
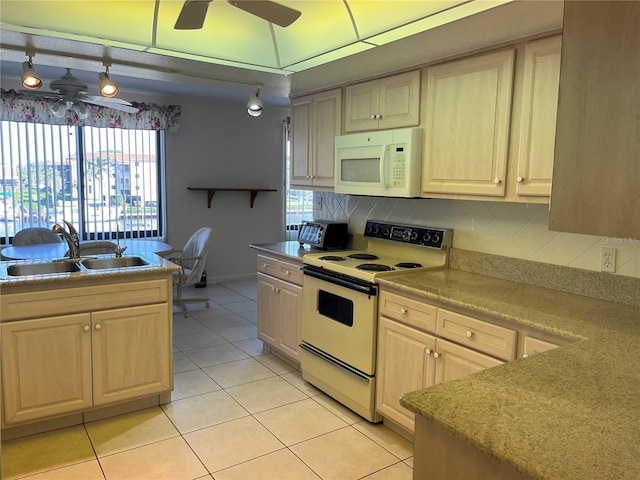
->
[163,227,212,317]
[13,227,64,246]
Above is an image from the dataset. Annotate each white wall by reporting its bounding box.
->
[315,192,640,279]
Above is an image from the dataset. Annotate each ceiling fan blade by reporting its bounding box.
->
[82,96,139,113]
[228,0,301,27]
[175,0,212,29]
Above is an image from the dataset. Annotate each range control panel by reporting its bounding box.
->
[364,220,451,249]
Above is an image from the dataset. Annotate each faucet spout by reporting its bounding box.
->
[52,220,80,259]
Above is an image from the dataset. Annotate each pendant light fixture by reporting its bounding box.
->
[99,63,119,98]
[247,85,263,117]
[21,52,42,90]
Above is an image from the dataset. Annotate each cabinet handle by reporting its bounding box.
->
[400,307,408,314]
[95,324,102,330]
[425,348,432,356]
[371,114,376,120]
[433,351,440,359]
[523,353,529,358]
[516,176,525,183]
[466,330,474,338]
[493,178,502,185]
[83,325,90,332]
[284,270,291,275]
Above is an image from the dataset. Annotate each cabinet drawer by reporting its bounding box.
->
[379,290,437,333]
[436,309,516,361]
[277,260,303,285]
[257,255,278,276]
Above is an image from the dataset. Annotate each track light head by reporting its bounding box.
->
[247,87,263,117]
[21,54,42,90]
[99,65,118,98]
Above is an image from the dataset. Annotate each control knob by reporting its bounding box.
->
[423,232,431,243]
[411,231,418,240]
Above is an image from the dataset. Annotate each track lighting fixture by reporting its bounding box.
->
[247,86,263,117]
[21,53,42,90]
[99,64,118,98]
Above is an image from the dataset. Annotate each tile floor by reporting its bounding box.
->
[1,279,414,480]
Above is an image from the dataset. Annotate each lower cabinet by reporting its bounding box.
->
[257,254,303,362]
[1,303,171,426]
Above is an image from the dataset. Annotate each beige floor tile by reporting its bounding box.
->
[290,427,398,480]
[223,300,257,314]
[183,342,249,368]
[173,351,199,373]
[226,376,308,414]
[255,353,298,375]
[233,337,269,357]
[353,421,414,460]
[14,460,104,480]
[172,318,210,336]
[171,369,221,401]
[281,371,322,397]
[202,357,276,388]
[1,425,95,480]
[99,436,207,480]
[311,393,366,425]
[188,304,231,320]
[185,416,284,473]
[213,448,321,480]
[85,406,179,457]
[162,390,248,433]
[254,398,348,446]
[361,461,413,480]
[237,309,258,324]
[215,324,260,342]
[199,313,251,332]
[173,330,227,351]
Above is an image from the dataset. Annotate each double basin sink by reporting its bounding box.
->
[7,256,149,277]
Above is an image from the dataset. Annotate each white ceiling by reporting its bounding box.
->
[0,0,563,105]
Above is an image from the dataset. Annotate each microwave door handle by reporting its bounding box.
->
[381,145,389,188]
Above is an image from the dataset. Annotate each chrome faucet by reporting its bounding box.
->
[52,220,80,259]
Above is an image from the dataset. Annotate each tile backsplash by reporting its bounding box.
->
[313,192,640,279]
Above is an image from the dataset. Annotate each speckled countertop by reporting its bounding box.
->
[250,241,326,261]
[382,269,640,480]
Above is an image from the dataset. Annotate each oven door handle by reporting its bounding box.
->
[300,343,370,382]
[301,265,377,296]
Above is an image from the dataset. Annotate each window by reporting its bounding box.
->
[0,121,163,244]
[283,122,313,239]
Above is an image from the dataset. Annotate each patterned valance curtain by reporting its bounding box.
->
[0,89,182,132]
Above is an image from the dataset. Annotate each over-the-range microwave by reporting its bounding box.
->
[334,127,422,197]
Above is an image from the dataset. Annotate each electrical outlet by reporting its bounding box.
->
[600,247,617,273]
[313,196,323,210]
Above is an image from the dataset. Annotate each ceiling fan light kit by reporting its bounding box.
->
[247,87,263,117]
[21,54,42,90]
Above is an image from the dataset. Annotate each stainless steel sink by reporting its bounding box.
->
[81,256,149,270]
[7,261,82,276]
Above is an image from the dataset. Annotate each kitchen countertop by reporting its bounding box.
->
[250,241,328,261]
[381,269,640,480]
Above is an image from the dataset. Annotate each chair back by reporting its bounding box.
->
[13,227,64,246]
[179,227,212,284]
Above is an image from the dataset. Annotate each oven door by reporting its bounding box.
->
[301,265,378,375]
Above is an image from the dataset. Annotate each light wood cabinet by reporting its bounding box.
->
[433,338,504,385]
[549,1,640,238]
[511,35,561,198]
[290,88,342,190]
[421,49,515,197]
[520,335,561,359]
[1,276,173,427]
[257,254,303,362]
[344,70,420,132]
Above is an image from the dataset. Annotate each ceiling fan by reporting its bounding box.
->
[22,68,139,117]
[175,0,302,29]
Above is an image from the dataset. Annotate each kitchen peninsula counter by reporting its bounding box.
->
[250,241,326,261]
[380,269,640,479]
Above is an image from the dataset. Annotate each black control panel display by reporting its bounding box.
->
[363,220,449,249]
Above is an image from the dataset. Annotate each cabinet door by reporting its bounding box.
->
[514,35,561,197]
[522,336,560,358]
[378,70,420,130]
[344,79,379,132]
[434,338,504,385]
[290,95,312,187]
[376,317,436,433]
[422,49,515,196]
[92,304,171,406]
[278,280,302,360]
[312,88,342,188]
[1,314,92,425]
[549,1,640,238]
[257,272,279,347]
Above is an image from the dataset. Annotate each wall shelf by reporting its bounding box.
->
[187,187,277,208]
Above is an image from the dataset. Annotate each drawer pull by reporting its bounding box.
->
[433,351,440,359]
[466,330,474,338]
[83,325,90,332]
[95,324,102,330]
[425,348,432,356]
[400,308,408,314]
[284,270,291,275]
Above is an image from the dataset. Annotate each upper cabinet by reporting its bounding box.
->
[290,88,342,190]
[511,35,561,198]
[549,1,640,238]
[344,70,420,132]
[421,49,515,197]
